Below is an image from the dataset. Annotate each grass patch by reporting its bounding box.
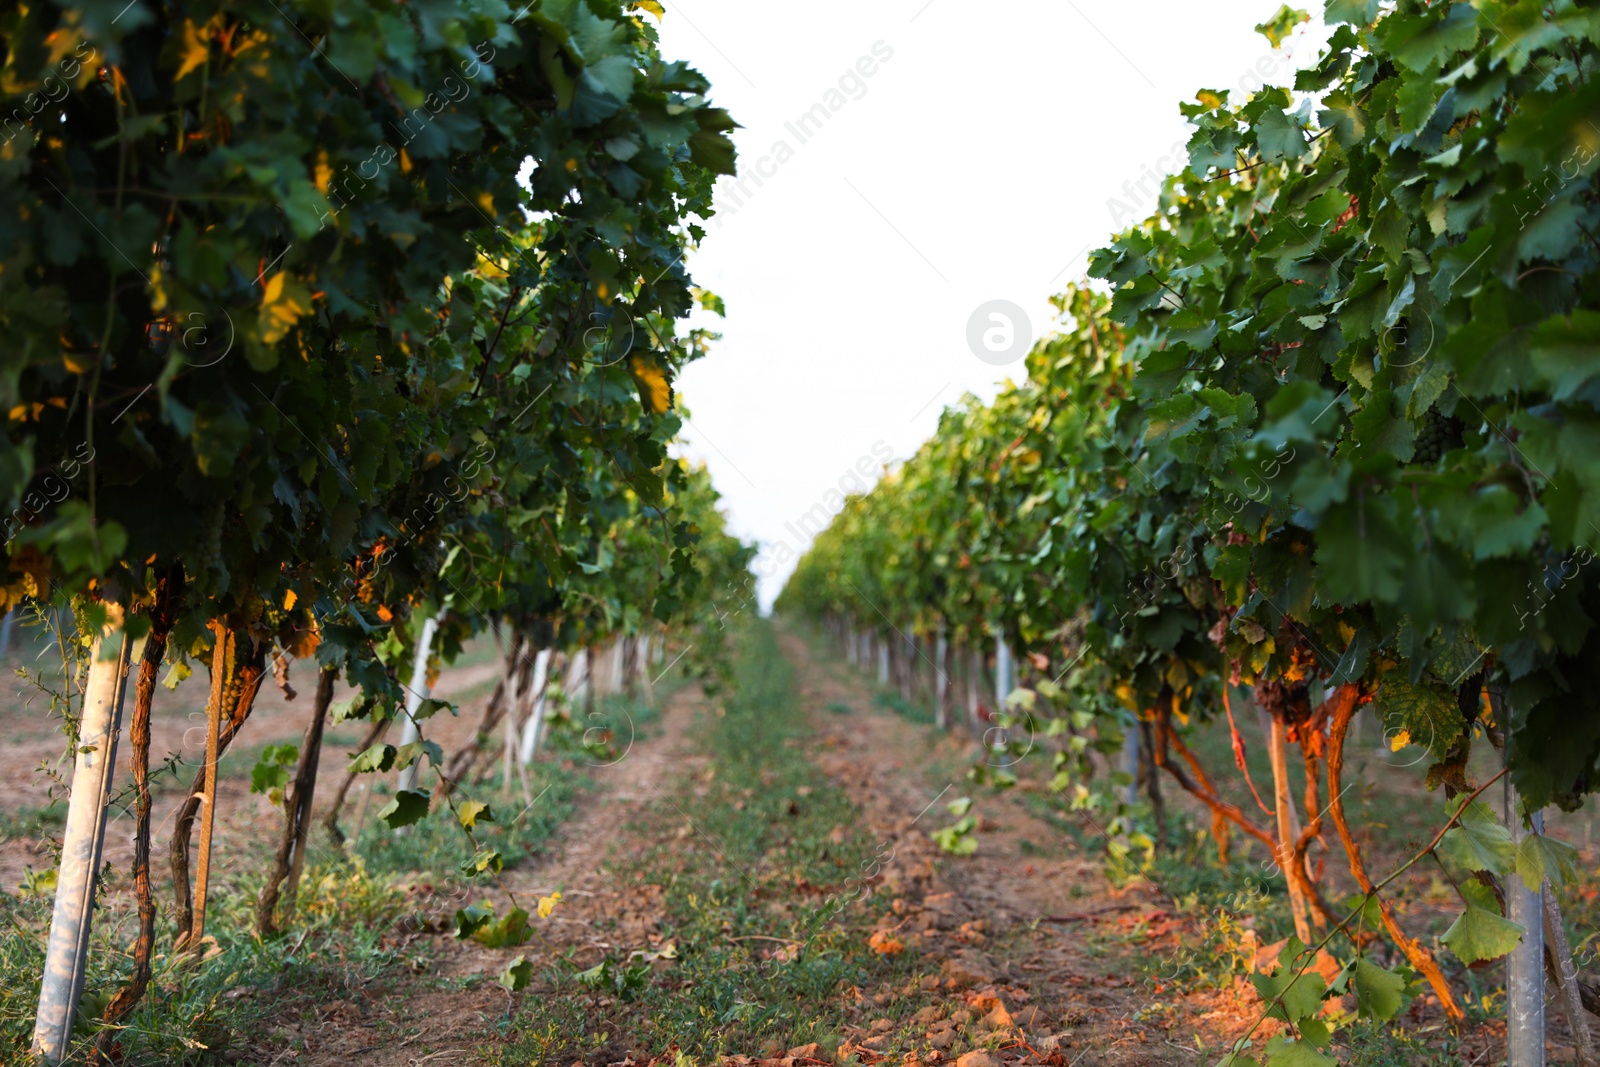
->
[0,854,421,1065]
[353,761,583,882]
[871,690,934,726]
[500,622,920,1063]
[0,803,66,843]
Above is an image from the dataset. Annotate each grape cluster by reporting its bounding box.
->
[1413,408,1463,466]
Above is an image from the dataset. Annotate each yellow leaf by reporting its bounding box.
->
[633,0,665,19]
[259,271,311,346]
[8,405,27,422]
[867,930,903,956]
[629,354,672,415]
[149,261,168,312]
[283,589,298,611]
[176,20,210,81]
[399,149,413,174]
[314,150,332,195]
[476,190,494,216]
[1196,89,1224,110]
[287,621,321,660]
[537,892,562,919]
[1390,730,1411,752]
[10,547,52,601]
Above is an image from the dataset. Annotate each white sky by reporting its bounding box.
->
[659,1,1331,609]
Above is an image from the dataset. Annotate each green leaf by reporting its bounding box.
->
[1343,892,1386,932]
[394,739,443,772]
[1255,6,1310,48]
[475,907,531,948]
[1317,91,1367,147]
[1250,948,1326,1024]
[1441,902,1524,964]
[1396,67,1444,133]
[1529,311,1600,403]
[377,789,431,829]
[1373,668,1463,760]
[1256,107,1309,162]
[576,960,612,990]
[23,503,129,577]
[1515,832,1581,891]
[499,955,534,992]
[329,693,368,724]
[249,743,298,800]
[1213,543,1253,603]
[931,819,978,855]
[1315,496,1408,604]
[1325,0,1380,26]
[413,697,453,722]
[454,901,495,940]
[1352,958,1408,1020]
[190,401,251,476]
[350,743,397,774]
[1377,3,1481,72]
[581,53,636,102]
[1437,798,1517,875]
[1263,1035,1336,1067]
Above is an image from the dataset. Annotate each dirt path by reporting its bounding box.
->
[246,679,710,1067]
[778,628,1212,1064]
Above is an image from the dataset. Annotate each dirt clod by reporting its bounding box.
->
[954,1051,1003,1067]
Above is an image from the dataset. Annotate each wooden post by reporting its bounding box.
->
[609,639,625,693]
[1120,726,1140,805]
[189,622,235,952]
[901,631,915,701]
[934,623,949,730]
[33,614,133,1064]
[518,649,554,763]
[396,614,440,796]
[637,636,654,705]
[993,630,1013,712]
[966,644,983,740]
[1507,772,1546,1067]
